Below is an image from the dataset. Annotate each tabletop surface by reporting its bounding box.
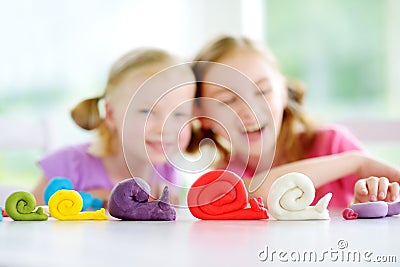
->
[0,209,399,267]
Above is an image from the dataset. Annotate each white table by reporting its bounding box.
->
[0,209,399,267]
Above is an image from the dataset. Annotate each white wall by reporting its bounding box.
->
[0,0,266,150]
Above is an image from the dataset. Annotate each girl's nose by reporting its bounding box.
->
[146,112,176,136]
[237,100,263,124]
[240,92,272,121]
[145,112,163,133]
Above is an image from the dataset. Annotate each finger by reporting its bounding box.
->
[158,184,166,200]
[377,177,389,200]
[366,177,379,201]
[356,179,368,195]
[354,179,369,203]
[149,183,160,201]
[387,182,400,202]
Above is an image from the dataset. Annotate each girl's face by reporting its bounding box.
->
[198,49,287,169]
[108,69,195,168]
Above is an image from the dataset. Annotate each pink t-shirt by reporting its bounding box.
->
[307,125,364,207]
[227,125,364,208]
[37,143,177,191]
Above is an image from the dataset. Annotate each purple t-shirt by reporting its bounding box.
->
[37,143,177,191]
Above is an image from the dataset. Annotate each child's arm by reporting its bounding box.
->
[31,176,48,205]
[247,151,400,203]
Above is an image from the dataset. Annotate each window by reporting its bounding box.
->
[266,0,400,119]
[265,0,400,164]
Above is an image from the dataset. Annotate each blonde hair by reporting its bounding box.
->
[187,35,316,166]
[71,48,186,157]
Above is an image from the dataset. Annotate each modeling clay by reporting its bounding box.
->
[350,201,388,218]
[38,205,50,216]
[78,191,93,211]
[267,172,332,220]
[342,208,358,220]
[108,178,176,221]
[91,198,104,210]
[48,190,107,220]
[5,191,48,221]
[387,202,400,216]
[44,177,103,211]
[44,177,73,204]
[1,208,6,217]
[348,201,400,219]
[187,170,268,220]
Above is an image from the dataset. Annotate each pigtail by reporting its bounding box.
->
[70,96,104,130]
[287,80,305,105]
[275,80,316,164]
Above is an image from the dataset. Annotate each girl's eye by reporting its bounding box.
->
[174,112,189,118]
[139,109,151,114]
[221,98,235,105]
[258,87,272,96]
[216,95,236,105]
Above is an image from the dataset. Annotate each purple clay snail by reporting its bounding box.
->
[108,178,176,221]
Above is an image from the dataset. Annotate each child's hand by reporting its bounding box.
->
[354,177,399,203]
[358,155,400,183]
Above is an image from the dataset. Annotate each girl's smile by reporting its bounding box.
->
[146,140,172,153]
[241,123,267,143]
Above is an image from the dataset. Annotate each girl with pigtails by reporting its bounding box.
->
[33,48,196,206]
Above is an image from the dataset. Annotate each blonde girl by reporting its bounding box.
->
[33,48,196,205]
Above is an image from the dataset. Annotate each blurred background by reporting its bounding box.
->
[1,0,399,191]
